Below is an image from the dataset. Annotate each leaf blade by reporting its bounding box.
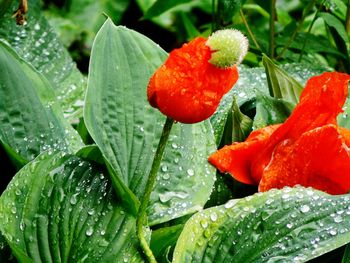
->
[0,152,144,262]
[173,187,350,262]
[0,41,82,166]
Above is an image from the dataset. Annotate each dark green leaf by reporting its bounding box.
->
[0,41,82,167]
[143,0,192,19]
[178,12,200,40]
[218,0,247,22]
[173,187,350,262]
[319,12,349,44]
[342,244,350,263]
[151,224,183,262]
[0,232,15,262]
[253,91,294,129]
[0,0,12,16]
[0,152,144,262]
[0,0,86,120]
[85,19,216,222]
[262,54,303,104]
[46,0,130,48]
[76,145,104,165]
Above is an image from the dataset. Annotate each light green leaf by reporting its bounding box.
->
[0,0,86,120]
[85,19,216,222]
[148,121,216,225]
[143,0,192,19]
[173,187,350,262]
[0,41,82,167]
[262,54,303,104]
[319,12,349,44]
[0,152,144,263]
[253,91,294,129]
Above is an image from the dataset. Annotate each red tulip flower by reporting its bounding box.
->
[208,72,350,194]
[147,30,248,123]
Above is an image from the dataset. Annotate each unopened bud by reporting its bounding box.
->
[206,29,249,68]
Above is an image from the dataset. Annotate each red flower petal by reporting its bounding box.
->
[251,72,350,178]
[208,125,280,184]
[147,37,238,123]
[259,124,350,194]
[209,71,350,195]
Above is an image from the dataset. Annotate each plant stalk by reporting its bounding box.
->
[239,9,262,52]
[346,0,350,34]
[277,0,317,60]
[269,0,276,58]
[136,117,174,263]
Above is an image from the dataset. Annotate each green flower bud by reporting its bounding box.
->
[206,29,249,68]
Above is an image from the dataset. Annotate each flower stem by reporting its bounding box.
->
[346,0,350,34]
[269,0,276,58]
[239,9,262,52]
[276,0,317,60]
[136,117,174,263]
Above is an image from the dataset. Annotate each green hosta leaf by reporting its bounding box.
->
[0,152,144,263]
[0,0,86,120]
[319,12,349,44]
[262,54,303,104]
[0,41,82,167]
[85,19,216,222]
[143,0,192,19]
[173,187,350,262]
[148,121,216,225]
[253,91,294,129]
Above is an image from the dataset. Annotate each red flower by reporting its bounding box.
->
[147,37,239,123]
[208,72,350,194]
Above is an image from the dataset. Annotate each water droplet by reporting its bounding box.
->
[210,213,217,222]
[187,169,194,176]
[86,227,94,236]
[200,220,208,229]
[334,216,343,223]
[70,193,79,205]
[161,165,168,172]
[162,173,170,180]
[329,229,337,236]
[203,229,211,238]
[286,223,293,229]
[224,200,238,209]
[300,205,310,213]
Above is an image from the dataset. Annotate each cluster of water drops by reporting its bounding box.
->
[173,186,350,262]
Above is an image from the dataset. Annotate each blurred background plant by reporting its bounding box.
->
[39,0,350,73]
